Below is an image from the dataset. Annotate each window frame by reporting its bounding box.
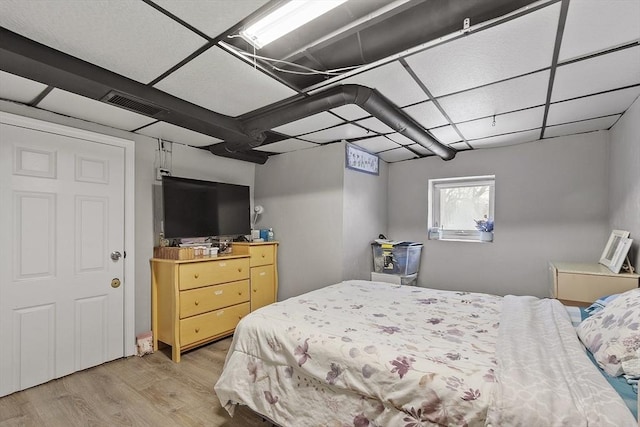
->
[428,175,495,242]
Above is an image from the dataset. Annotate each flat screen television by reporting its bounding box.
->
[161,176,251,239]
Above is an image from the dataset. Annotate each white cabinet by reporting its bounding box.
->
[549,262,639,306]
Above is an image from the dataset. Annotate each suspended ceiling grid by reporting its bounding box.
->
[0,0,638,164]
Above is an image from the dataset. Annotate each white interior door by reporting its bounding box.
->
[0,118,126,396]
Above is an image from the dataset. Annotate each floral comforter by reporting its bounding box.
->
[214,280,634,426]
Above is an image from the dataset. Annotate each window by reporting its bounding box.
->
[428,175,495,242]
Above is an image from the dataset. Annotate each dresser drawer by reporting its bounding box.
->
[248,245,274,267]
[556,272,638,303]
[180,280,249,318]
[180,302,250,346]
[250,265,276,311]
[179,258,249,290]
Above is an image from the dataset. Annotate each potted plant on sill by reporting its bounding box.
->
[474,217,494,242]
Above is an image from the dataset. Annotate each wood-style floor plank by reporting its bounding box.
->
[0,337,269,427]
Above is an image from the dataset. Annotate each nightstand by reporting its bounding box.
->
[549,262,640,306]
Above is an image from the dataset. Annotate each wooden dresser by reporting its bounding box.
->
[549,261,640,306]
[151,254,251,362]
[151,242,279,362]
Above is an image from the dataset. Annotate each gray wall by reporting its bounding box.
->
[254,143,345,300]
[0,101,255,337]
[342,159,389,280]
[387,132,611,297]
[609,96,640,269]
[5,96,634,335]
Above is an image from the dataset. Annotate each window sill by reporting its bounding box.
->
[432,238,492,243]
[429,231,494,243]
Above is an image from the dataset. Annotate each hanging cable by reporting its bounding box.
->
[222,40,361,76]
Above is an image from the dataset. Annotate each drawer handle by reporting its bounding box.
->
[214,290,223,295]
[194,300,199,306]
[194,273,199,279]
[253,288,257,293]
[238,268,242,272]
[238,291,243,296]
[261,254,265,258]
[195,328,200,333]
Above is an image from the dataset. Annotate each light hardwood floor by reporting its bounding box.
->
[0,337,269,427]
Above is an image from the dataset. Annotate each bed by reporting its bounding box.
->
[214,280,638,426]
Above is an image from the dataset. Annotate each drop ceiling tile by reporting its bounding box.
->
[352,136,400,153]
[457,106,545,140]
[332,61,428,107]
[449,142,469,151]
[468,129,540,149]
[547,86,640,125]
[406,144,434,156]
[152,0,269,39]
[0,71,48,103]
[386,133,414,146]
[273,112,345,136]
[331,104,370,121]
[438,70,550,123]
[254,138,318,153]
[355,117,395,134]
[37,89,156,131]
[0,0,207,84]
[560,0,640,61]
[544,115,620,138]
[429,125,462,144]
[402,101,449,129]
[405,2,560,97]
[154,46,297,117]
[301,124,371,143]
[137,121,223,147]
[552,46,640,102]
[378,147,417,163]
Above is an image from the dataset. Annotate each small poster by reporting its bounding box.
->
[345,143,379,175]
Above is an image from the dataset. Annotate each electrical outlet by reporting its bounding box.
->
[156,167,171,181]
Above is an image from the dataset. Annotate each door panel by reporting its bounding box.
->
[14,192,56,280]
[12,304,55,391]
[75,295,108,371]
[76,196,107,272]
[0,121,125,396]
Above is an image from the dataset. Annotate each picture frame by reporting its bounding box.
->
[599,229,631,273]
[345,143,379,175]
[609,237,633,274]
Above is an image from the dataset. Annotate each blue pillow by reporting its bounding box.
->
[584,293,621,315]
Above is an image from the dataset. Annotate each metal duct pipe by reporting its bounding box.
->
[0,28,250,143]
[239,84,456,160]
[207,143,268,164]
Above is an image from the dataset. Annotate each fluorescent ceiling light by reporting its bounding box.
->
[240,0,348,49]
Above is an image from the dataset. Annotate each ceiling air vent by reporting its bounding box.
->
[101,91,167,117]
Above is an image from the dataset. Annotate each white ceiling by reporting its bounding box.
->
[0,0,638,164]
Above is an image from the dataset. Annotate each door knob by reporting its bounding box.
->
[110,251,122,261]
[111,278,121,288]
